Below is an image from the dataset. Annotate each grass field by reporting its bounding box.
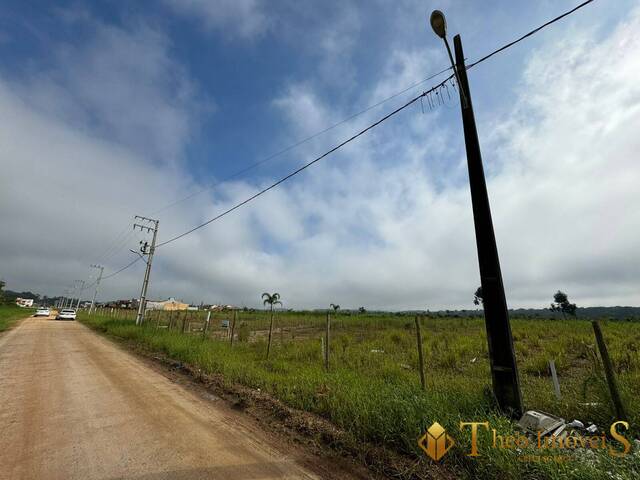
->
[80,309,640,479]
[0,305,33,332]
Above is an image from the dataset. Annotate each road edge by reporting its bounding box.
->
[78,319,454,480]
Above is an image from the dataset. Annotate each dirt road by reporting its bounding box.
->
[0,318,355,480]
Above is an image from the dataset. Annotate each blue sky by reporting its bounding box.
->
[1,1,640,309]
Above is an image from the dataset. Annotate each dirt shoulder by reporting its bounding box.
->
[86,321,455,480]
[0,318,371,480]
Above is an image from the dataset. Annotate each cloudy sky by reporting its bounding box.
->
[1,0,639,310]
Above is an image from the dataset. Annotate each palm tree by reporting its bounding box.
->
[262,292,282,359]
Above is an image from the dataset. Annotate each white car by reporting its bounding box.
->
[34,308,51,317]
[56,309,77,320]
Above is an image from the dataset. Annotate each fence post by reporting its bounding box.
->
[324,312,331,371]
[415,316,426,390]
[203,311,211,338]
[230,310,237,345]
[549,360,561,400]
[592,320,627,420]
[181,311,187,334]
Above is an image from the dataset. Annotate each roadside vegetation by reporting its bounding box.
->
[79,310,640,479]
[0,305,33,332]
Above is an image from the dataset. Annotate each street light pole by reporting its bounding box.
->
[89,264,104,314]
[430,11,523,417]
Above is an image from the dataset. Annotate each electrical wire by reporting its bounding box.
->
[93,0,597,278]
[102,257,143,280]
[99,230,137,264]
[94,223,134,263]
[156,75,455,248]
[150,65,454,215]
[155,0,597,249]
[466,0,595,69]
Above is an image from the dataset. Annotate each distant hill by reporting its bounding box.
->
[400,306,640,320]
[2,289,40,301]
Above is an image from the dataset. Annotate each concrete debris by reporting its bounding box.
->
[518,410,599,443]
[518,410,564,437]
[567,420,584,429]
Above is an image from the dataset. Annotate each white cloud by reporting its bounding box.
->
[163,0,269,39]
[2,5,640,312]
[12,17,207,165]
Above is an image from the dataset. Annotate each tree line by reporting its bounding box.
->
[474,286,578,318]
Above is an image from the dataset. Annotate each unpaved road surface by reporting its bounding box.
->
[0,318,356,480]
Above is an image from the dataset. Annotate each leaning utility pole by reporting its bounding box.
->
[89,264,104,314]
[134,216,159,326]
[74,280,85,309]
[430,11,523,417]
[63,286,73,308]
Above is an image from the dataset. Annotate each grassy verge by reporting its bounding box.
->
[79,312,639,479]
[0,305,33,332]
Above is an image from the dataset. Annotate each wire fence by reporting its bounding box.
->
[84,305,639,433]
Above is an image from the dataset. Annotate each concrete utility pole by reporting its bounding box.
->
[89,264,104,314]
[134,216,159,326]
[429,10,523,417]
[62,286,73,308]
[74,280,85,309]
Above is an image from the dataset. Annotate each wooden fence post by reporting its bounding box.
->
[230,310,237,345]
[324,312,331,371]
[549,360,561,400]
[181,311,187,334]
[592,320,627,420]
[415,316,426,390]
[203,311,211,338]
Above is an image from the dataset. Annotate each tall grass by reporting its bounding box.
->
[80,311,640,479]
[0,305,33,331]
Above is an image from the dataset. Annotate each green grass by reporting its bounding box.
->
[80,310,640,479]
[0,304,33,332]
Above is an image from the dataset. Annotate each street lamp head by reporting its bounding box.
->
[430,10,447,39]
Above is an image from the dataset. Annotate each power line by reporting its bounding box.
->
[91,0,597,277]
[102,257,143,280]
[467,0,595,69]
[99,229,137,264]
[156,75,454,248]
[151,1,595,218]
[150,65,454,215]
[94,223,134,263]
[153,0,596,249]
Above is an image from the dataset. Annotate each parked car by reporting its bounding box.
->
[56,309,77,320]
[34,308,51,317]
